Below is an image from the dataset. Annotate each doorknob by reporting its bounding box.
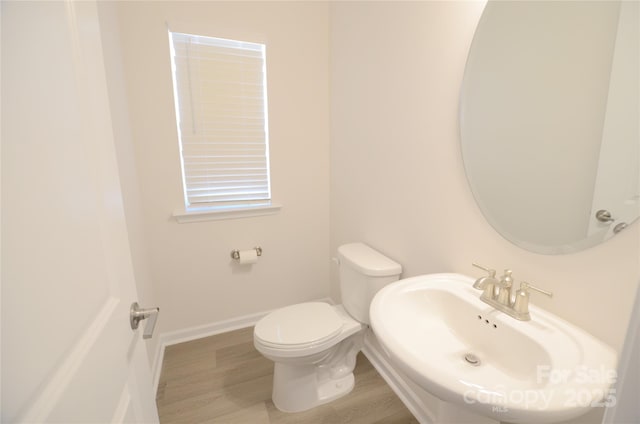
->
[130,302,159,339]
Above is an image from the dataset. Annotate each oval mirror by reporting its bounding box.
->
[460,0,639,254]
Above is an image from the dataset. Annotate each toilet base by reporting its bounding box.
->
[272,363,356,413]
[269,331,363,413]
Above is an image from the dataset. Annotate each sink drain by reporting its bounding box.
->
[464,353,481,366]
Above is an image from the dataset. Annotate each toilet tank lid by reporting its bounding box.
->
[337,243,402,277]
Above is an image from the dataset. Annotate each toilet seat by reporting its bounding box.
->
[255,302,343,347]
[254,302,362,358]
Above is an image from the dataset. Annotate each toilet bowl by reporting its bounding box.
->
[253,243,402,412]
[254,302,364,412]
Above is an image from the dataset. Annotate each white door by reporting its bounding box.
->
[2,1,159,422]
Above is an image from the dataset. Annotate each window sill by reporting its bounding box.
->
[173,202,282,223]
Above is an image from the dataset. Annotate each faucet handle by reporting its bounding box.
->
[472,263,496,277]
[512,281,552,320]
[520,281,553,298]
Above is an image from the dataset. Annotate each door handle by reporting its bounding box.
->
[130,302,159,339]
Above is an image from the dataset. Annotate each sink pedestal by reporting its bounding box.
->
[364,330,499,424]
[435,400,498,424]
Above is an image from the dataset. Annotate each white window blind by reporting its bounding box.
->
[169,32,271,210]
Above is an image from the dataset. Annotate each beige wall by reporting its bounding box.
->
[109,1,331,335]
[330,1,639,356]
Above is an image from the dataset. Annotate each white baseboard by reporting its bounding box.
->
[150,298,334,393]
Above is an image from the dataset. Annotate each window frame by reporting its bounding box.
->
[168,31,281,222]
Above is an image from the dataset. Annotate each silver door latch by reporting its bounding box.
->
[130,302,159,339]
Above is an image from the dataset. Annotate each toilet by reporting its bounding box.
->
[253,242,402,412]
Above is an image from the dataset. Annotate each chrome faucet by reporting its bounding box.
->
[471,264,552,321]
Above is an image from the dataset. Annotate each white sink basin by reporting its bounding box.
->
[370,273,617,424]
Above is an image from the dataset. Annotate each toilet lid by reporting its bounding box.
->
[254,302,344,347]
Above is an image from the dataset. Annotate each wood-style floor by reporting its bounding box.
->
[156,327,419,423]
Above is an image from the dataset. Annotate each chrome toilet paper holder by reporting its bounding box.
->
[230,246,262,260]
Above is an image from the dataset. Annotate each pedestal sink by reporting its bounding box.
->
[369,273,617,424]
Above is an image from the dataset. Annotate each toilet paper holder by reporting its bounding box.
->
[230,246,262,260]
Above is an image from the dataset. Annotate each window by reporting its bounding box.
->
[169,32,278,221]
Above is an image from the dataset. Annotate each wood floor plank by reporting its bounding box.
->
[156,327,417,423]
[161,353,273,405]
[264,400,342,424]
[213,402,271,424]
[159,374,274,422]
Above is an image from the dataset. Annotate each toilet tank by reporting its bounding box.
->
[337,243,402,324]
